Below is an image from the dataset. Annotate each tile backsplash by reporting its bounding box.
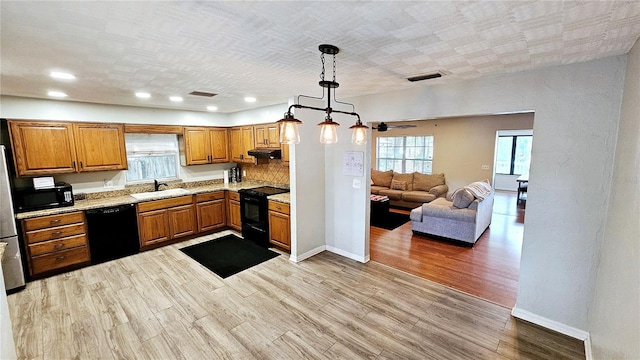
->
[240,160,289,184]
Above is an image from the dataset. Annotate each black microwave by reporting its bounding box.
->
[15,182,74,212]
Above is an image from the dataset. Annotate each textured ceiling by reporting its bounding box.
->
[1,1,639,114]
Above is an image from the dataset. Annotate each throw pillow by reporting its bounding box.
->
[390,180,407,191]
[464,180,492,200]
[371,169,393,187]
[391,172,414,191]
[452,188,475,208]
[413,172,445,191]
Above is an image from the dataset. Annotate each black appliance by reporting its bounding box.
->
[238,186,289,247]
[85,204,139,264]
[14,182,74,212]
[247,148,281,159]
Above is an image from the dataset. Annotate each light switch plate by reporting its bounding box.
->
[481,165,490,170]
[352,178,362,189]
[103,180,114,188]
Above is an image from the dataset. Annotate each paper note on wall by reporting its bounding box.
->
[343,151,364,177]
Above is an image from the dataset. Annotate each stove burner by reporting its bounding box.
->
[239,186,289,197]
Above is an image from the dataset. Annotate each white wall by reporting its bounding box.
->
[324,113,370,262]
[289,106,327,261]
[589,40,640,359]
[227,103,288,126]
[341,55,626,333]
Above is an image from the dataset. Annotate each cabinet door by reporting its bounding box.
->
[227,199,242,231]
[229,127,244,163]
[281,143,290,163]
[197,199,226,233]
[241,126,255,163]
[183,127,211,165]
[209,128,229,163]
[266,124,280,148]
[269,211,290,250]
[138,209,170,247]
[169,204,196,239]
[8,120,78,176]
[74,123,127,172]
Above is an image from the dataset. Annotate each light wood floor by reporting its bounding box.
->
[371,191,525,308]
[8,230,584,360]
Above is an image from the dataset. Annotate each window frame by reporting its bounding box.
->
[495,135,532,175]
[376,135,434,174]
[124,134,181,184]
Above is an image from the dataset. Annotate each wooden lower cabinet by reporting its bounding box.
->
[226,191,241,231]
[137,196,195,248]
[268,201,290,251]
[195,192,226,233]
[21,211,90,277]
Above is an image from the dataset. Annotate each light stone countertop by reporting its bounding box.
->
[15,181,290,220]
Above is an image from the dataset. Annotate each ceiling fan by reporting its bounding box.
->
[372,122,417,132]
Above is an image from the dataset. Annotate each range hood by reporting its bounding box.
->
[247,148,281,159]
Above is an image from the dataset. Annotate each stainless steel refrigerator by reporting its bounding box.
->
[0,145,25,291]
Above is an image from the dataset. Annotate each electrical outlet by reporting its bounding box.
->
[481,165,490,170]
[242,170,246,177]
[352,179,362,189]
[103,180,113,188]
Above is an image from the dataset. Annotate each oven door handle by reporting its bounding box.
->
[242,196,261,203]
[247,224,267,233]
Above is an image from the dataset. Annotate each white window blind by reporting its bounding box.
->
[125,134,179,183]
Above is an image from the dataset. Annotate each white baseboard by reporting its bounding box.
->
[511,307,590,341]
[326,246,368,263]
[289,245,326,263]
[584,334,593,360]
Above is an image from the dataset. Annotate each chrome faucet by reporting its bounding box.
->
[154,179,168,191]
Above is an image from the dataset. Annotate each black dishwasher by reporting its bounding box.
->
[85,204,140,264]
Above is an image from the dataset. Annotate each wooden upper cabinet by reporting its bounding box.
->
[8,120,127,176]
[254,123,280,149]
[9,120,78,176]
[182,127,229,166]
[74,123,127,172]
[209,128,229,163]
[229,126,255,163]
[281,143,290,163]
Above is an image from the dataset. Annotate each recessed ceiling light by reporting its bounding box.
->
[244,97,256,103]
[50,71,76,80]
[170,96,183,102]
[135,92,151,99]
[206,106,218,111]
[47,91,67,98]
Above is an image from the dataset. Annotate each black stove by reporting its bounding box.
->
[238,186,289,247]
[238,186,289,197]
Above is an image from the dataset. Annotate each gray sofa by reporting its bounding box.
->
[410,186,494,246]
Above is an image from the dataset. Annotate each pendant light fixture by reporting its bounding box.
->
[277,44,367,145]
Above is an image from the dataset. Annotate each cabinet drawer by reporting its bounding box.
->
[227,191,240,201]
[26,223,86,244]
[137,195,193,212]
[23,211,85,231]
[31,246,89,275]
[28,234,87,256]
[268,201,290,214]
[195,191,225,203]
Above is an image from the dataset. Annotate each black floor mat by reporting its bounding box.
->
[371,212,411,230]
[180,234,279,278]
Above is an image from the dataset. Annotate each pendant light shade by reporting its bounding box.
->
[349,119,368,145]
[277,112,302,144]
[277,44,365,145]
[318,116,339,144]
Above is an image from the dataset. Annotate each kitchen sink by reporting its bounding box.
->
[130,188,191,200]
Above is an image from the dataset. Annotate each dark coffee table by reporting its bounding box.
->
[370,195,390,222]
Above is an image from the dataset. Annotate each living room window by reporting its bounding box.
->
[496,135,532,175]
[376,135,434,174]
[125,134,180,183]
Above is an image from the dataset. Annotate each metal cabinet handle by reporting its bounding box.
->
[80,161,83,168]
[72,161,76,168]
[50,219,61,224]
[55,255,66,261]
[51,231,62,236]
[53,244,64,249]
